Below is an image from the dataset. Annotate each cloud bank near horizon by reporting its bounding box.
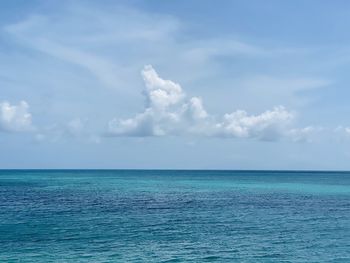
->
[1,66,345,144]
[107,65,310,141]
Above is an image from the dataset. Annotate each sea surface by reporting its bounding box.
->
[0,170,349,262]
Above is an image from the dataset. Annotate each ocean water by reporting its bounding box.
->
[0,170,349,262]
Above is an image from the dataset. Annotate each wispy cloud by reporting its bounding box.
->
[3,4,309,93]
[4,16,123,89]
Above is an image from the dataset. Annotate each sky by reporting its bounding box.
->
[1,0,350,169]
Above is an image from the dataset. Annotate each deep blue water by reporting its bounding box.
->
[0,170,349,262]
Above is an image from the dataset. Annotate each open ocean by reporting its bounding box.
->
[0,170,349,262]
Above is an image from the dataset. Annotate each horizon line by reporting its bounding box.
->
[1,168,350,173]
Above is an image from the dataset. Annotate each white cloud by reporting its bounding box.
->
[141,65,185,109]
[107,65,301,141]
[185,97,208,121]
[214,106,294,140]
[0,101,33,132]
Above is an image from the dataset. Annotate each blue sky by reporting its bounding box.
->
[1,0,350,169]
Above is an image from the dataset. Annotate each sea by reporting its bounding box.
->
[0,170,349,262]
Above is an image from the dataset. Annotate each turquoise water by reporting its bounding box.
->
[0,170,349,262]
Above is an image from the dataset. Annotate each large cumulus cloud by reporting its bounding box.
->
[107,65,301,141]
